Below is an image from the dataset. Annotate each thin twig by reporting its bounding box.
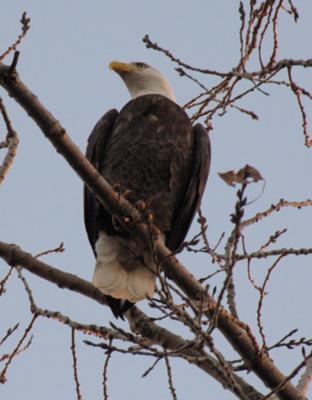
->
[241,198,312,229]
[287,66,312,147]
[35,242,65,258]
[0,336,33,363]
[0,12,30,62]
[262,352,312,400]
[0,315,36,383]
[297,356,312,397]
[142,356,163,378]
[209,182,247,330]
[0,324,19,347]
[164,353,178,400]
[236,246,312,260]
[0,267,13,295]
[257,254,285,352]
[0,98,19,185]
[71,328,83,400]
[102,339,112,400]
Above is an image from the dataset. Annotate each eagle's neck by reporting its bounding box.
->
[124,78,176,102]
[130,87,176,102]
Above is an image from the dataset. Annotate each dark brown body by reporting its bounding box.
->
[84,94,211,317]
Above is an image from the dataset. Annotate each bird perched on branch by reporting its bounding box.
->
[84,61,211,318]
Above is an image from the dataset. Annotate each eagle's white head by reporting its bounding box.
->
[109,61,176,102]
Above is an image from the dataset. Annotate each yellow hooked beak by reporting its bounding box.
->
[109,61,137,73]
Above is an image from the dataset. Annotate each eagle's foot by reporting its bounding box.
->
[149,223,161,239]
[112,215,122,231]
[112,183,121,192]
[112,184,133,202]
[147,212,154,224]
[145,212,160,240]
[122,189,133,200]
[112,215,132,231]
[135,200,146,210]
[112,183,122,201]
[121,216,132,224]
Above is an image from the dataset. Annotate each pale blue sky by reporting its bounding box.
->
[1,1,312,399]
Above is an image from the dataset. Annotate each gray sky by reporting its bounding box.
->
[1,1,312,399]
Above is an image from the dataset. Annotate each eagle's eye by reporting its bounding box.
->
[134,62,147,68]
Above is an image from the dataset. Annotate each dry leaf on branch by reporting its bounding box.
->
[219,164,263,187]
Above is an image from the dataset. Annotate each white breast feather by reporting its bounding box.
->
[93,232,156,303]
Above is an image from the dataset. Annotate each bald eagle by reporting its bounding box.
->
[84,61,211,318]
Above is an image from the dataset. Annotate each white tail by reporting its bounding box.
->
[92,232,155,303]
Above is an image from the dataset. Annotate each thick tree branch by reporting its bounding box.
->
[0,61,305,400]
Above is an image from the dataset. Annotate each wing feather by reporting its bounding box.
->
[84,109,118,253]
[166,123,211,252]
[84,109,134,319]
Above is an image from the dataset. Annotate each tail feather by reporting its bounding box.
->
[105,296,134,319]
[93,259,155,303]
[93,232,156,317]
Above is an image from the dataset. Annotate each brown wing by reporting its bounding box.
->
[84,109,134,319]
[166,123,211,252]
[84,109,118,254]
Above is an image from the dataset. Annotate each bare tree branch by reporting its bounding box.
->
[0,241,263,400]
[164,352,178,400]
[0,323,19,347]
[297,357,312,398]
[102,339,112,400]
[71,328,83,400]
[0,98,19,185]
[0,314,36,384]
[0,12,30,62]
[0,56,307,399]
